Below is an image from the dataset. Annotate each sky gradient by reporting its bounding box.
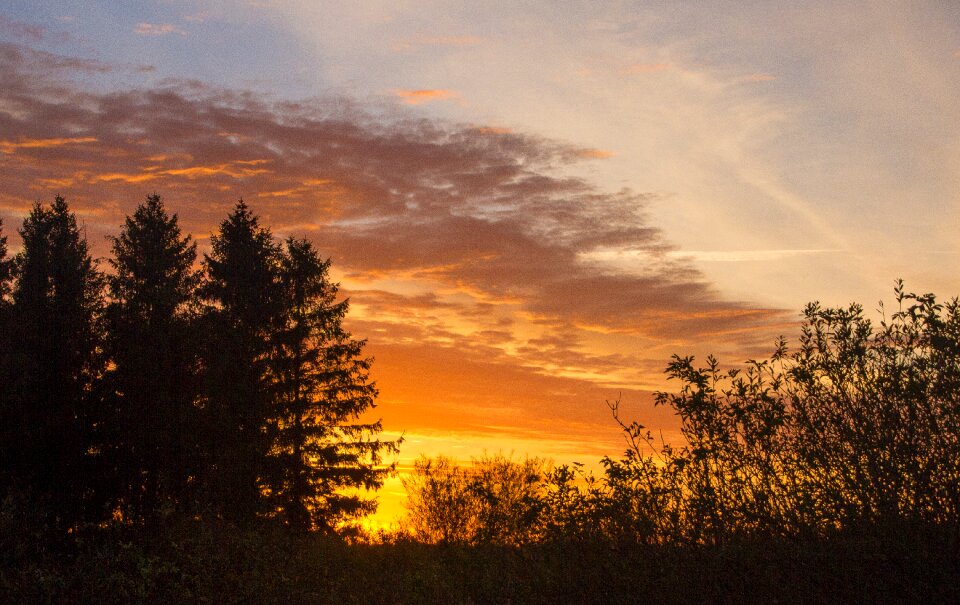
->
[2,2,959,525]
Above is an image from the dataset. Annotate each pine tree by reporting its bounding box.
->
[5,197,106,527]
[106,194,201,524]
[265,237,398,531]
[201,201,281,522]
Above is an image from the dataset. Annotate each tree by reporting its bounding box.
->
[595,282,960,544]
[402,454,547,545]
[0,218,12,305]
[105,194,201,524]
[264,237,398,531]
[200,201,282,522]
[3,197,106,527]
[0,218,16,487]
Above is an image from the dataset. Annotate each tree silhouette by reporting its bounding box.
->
[200,201,282,522]
[105,194,202,524]
[4,197,106,527]
[0,218,12,304]
[264,237,398,531]
[0,218,16,489]
[402,454,546,545]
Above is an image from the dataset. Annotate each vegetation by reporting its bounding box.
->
[2,194,959,602]
[0,195,397,535]
[402,286,960,547]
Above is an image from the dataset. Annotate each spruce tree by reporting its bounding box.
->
[106,195,201,524]
[265,237,398,531]
[6,197,105,527]
[201,201,281,522]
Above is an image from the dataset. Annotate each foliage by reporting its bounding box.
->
[1,197,106,528]
[0,218,12,304]
[399,283,960,548]
[105,194,202,524]
[401,454,549,545]
[0,195,395,534]
[581,282,960,545]
[200,200,283,522]
[264,237,399,531]
[3,510,958,604]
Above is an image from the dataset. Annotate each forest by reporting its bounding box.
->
[2,196,959,603]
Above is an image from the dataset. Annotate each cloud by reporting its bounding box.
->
[392,88,460,104]
[667,249,836,262]
[134,22,186,36]
[0,43,786,343]
[0,43,793,454]
[0,14,45,41]
[575,148,614,159]
[0,136,97,154]
[0,42,111,75]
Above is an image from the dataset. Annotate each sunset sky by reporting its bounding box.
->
[2,2,960,525]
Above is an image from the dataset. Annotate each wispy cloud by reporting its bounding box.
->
[668,249,837,262]
[0,137,97,154]
[134,22,186,36]
[392,88,459,105]
[0,42,111,73]
[0,14,45,41]
[575,148,614,159]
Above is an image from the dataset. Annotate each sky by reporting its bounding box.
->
[2,1,959,526]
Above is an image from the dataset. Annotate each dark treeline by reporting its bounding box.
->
[0,195,398,535]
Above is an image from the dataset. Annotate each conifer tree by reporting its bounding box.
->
[265,238,398,531]
[5,197,105,527]
[201,201,281,522]
[106,195,201,523]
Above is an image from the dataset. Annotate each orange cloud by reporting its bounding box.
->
[0,136,97,154]
[575,148,615,159]
[474,126,513,135]
[393,89,459,105]
[91,160,271,184]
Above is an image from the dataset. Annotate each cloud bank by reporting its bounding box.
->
[0,42,790,453]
